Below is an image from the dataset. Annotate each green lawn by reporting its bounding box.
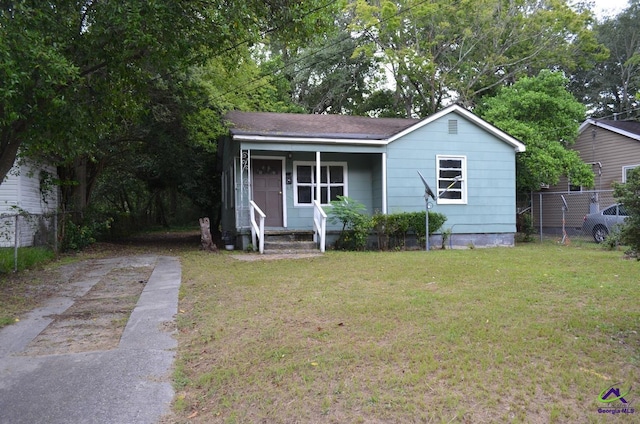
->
[169,244,639,423]
[0,246,55,274]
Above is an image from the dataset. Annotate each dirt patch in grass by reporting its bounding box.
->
[0,263,69,329]
[20,265,152,356]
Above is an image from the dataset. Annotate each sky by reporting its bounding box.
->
[592,0,629,18]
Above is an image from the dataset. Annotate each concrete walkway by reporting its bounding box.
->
[0,255,181,424]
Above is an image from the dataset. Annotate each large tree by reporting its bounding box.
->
[477,70,594,194]
[85,78,219,231]
[262,7,382,115]
[569,0,640,118]
[0,0,338,186]
[349,0,606,117]
[82,49,306,229]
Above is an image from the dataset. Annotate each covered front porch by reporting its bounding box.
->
[221,144,388,253]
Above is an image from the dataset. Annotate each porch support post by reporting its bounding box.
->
[315,151,321,203]
[382,152,387,214]
[238,148,252,230]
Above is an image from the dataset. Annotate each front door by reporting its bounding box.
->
[252,159,283,227]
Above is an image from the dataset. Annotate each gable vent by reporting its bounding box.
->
[448,119,458,134]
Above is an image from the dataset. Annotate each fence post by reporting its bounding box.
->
[13,215,19,272]
[53,212,58,254]
[538,192,543,243]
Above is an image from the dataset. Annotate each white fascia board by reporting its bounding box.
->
[578,119,597,133]
[579,119,640,142]
[387,104,527,152]
[232,134,389,146]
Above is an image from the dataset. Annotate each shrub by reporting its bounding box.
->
[329,196,373,251]
[517,211,535,242]
[60,215,113,252]
[613,167,640,259]
[602,226,623,251]
[328,197,448,251]
[372,211,446,250]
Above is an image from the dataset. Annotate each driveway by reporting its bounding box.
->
[0,255,181,424]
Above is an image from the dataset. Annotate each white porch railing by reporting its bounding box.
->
[249,200,266,254]
[313,200,327,253]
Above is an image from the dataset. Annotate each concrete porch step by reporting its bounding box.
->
[264,230,315,242]
[262,230,319,253]
[264,240,319,254]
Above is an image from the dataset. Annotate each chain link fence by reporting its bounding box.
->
[1,212,60,272]
[530,190,620,243]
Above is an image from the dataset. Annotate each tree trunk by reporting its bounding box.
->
[0,124,25,187]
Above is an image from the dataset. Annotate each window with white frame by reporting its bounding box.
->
[294,162,347,206]
[623,164,640,183]
[568,179,582,192]
[436,155,466,204]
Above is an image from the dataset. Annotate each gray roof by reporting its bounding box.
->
[225,111,420,140]
[594,119,640,135]
[224,105,526,152]
[581,119,640,141]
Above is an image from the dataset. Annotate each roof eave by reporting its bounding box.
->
[579,119,640,141]
[231,134,389,146]
[229,105,527,152]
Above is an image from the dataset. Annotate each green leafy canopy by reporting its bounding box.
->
[613,167,640,258]
[478,70,594,193]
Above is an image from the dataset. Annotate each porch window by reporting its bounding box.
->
[436,155,466,204]
[294,162,347,206]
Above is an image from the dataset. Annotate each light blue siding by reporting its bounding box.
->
[371,155,383,213]
[285,152,376,230]
[234,150,379,231]
[220,136,238,233]
[224,109,520,243]
[386,112,517,233]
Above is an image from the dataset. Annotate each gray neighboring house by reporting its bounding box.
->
[219,105,525,250]
[0,159,59,247]
[532,119,640,232]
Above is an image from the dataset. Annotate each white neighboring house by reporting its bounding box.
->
[0,159,59,247]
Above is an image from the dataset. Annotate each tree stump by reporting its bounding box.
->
[199,217,218,252]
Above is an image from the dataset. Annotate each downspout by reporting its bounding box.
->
[590,124,601,213]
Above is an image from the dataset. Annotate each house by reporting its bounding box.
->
[0,159,59,247]
[220,104,526,251]
[532,119,640,236]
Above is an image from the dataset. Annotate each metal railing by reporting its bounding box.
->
[249,201,266,254]
[312,200,327,253]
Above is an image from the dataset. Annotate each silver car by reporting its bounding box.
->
[582,204,628,243]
